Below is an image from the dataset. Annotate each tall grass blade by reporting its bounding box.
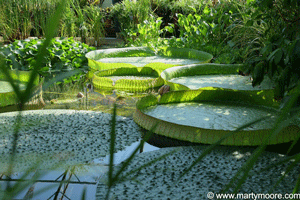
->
[293,174,300,194]
[111,125,156,184]
[105,103,117,200]
[267,153,300,193]
[23,0,68,105]
[81,186,87,200]
[177,115,271,181]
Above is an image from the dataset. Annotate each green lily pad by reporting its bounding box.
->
[0,70,39,108]
[133,89,299,146]
[86,47,213,71]
[0,81,26,93]
[169,74,274,90]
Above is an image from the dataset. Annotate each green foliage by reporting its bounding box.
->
[126,15,169,50]
[110,0,153,41]
[0,37,96,83]
[241,0,300,98]
[0,0,59,41]
[0,1,83,198]
[0,0,106,44]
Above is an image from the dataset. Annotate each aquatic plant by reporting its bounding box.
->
[0,37,96,83]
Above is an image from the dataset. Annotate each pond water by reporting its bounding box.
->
[97,56,200,67]
[0,84,159,200]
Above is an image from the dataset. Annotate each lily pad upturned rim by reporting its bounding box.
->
[85,46,213,71]
[133,89,299,146]
[92,66,165,92]
[160,63,243,81]
[0,70,40,108]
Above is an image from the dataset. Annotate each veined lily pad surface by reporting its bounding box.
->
[96,146,298,199]
[96,56,201,67]
[144,102,277,131]
[134,90,299,145]
[0,110,140,172]
[169,74,274,90]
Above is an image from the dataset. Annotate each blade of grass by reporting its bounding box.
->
[267,152,300,193]
[105,103,117,200]
[81,186,87,200]
[250,153,299,176]
[177,115,271,181]
[293,174,300,194]
[111,125,156,184]
[22,0,68,105]
[116,148,178,184]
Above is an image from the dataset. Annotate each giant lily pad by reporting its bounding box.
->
[87,47,212,92]
[0,70,40,109]
[0,110,141,172]
[96,146,299,199]
[161,64,274,91]
[93,67,165,91]
[133,89,299,146]
[85,47,213,72]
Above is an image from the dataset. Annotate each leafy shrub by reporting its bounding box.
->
[110,0,153,41]
[0,37,96,83]
[240,0,300,98]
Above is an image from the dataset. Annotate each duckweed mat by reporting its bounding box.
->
[96,146,299,199]
[134,89,299,145]
[0,110,141,172]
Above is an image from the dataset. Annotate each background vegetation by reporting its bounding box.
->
[0,0,300,199]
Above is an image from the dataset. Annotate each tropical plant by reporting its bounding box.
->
[0,37,96,83]
[125,14,173,50]
[110,0,153,41]
[235,0,300,99]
